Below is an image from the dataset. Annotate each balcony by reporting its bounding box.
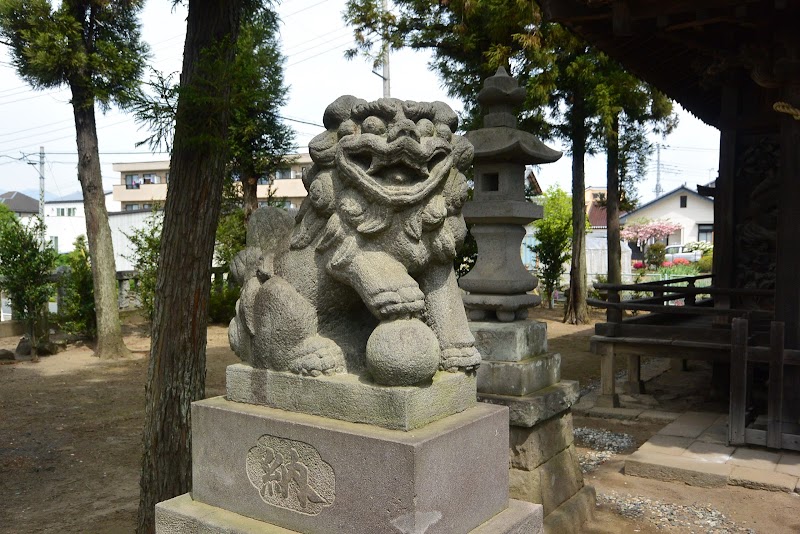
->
[113,183,168,203]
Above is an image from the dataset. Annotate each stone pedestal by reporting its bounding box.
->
[156,370,543,534]
[471,320,596,533]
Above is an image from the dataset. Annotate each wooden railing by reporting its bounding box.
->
[588,275,774,324]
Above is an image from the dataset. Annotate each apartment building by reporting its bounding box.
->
[111,153,312,211]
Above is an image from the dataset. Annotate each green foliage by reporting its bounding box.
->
[208,281,240,324]
[645,242,666,268]
[0,203,16,228]
[125,209,163,321]
[60,235,95,338]
[658,262,700,278]
[697,251,713,273]
[0,0,148,110]
[531,186,572,308]
[0,216,57,354]
[215,208,247,268]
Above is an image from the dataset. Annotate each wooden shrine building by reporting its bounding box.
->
[539,0,800,450]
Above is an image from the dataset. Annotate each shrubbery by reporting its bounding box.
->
[645,242,666,268]
[697,251,713,273]
[60,236,96,338]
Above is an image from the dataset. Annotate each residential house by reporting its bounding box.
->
[44,191,121,254]
[0,191,39,222]
[111,153,312,211]
[620,185,714,246]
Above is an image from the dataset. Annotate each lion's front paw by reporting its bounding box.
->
[440,346,481,373]
[288,336,346,377]
[368,285,425,319]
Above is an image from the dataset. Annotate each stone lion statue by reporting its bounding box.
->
[228,95,480,386]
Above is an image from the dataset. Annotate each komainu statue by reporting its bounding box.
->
[228,96,480,386]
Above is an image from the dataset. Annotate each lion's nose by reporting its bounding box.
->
[386,118,419,143]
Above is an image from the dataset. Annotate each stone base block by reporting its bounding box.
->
[510,444,584,515]
[480,380,579,428]
[469,320,547,361]
[543,485,596,534]
[509,411,574,471]
[478,353,560,396]
[157,494,543,534]
[463,294,541,321]
[190,397,509,534]
[226,363,476,431]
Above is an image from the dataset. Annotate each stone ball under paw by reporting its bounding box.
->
[366,318,440,386]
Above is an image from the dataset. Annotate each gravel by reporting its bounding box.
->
[597,492,757,533]
[574,427,636,473]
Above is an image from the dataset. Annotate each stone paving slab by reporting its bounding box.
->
[638,410,682,423]
[586,407,644,420]
[624,414,800,495]
[777,454,800,477]
[729,448,781,470]
[625,450,732,487]
[637,435,692,456]
[658,412,720,439]
[729,466,798,493]
[682,441,734,464]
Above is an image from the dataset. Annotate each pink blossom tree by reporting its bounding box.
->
[621,218,682,247]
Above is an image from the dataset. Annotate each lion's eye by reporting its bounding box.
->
[362,116,386,135]
[416,119,435,138]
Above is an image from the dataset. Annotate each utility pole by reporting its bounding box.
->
[381,0,390,98]
[38,146,44,221]
[371,0,391,97]
[654,143,663,198]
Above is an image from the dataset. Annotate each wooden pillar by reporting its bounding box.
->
[596,343,620,407]
[774,87,800,422]
[774,88,800,348]
[623,354,644,394]
[713,83,738,324]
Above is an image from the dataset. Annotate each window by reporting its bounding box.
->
[698,224,713,243]
[680,195,687,208]
[257,176,271,185]
[275,168,291,180]
[142,204,152,210]
[165,172,170,184]
[50,236,58,251]
[125,174,140,189]
[56,208,65,216]
[143,173,159,185]
[67,208,76,216]
[124,204,140,211]
[481,172,499,192]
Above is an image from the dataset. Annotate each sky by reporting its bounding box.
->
[0,0,720,206]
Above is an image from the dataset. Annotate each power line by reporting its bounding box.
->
[283,0,331,18]
[287,40,352,67]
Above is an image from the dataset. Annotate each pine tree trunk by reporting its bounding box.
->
[606,115,622,322]
[564,97,589,325]
[136,2,245,532]
[71,87,130,360]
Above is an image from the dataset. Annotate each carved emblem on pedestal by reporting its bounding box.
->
[246,435,335,515]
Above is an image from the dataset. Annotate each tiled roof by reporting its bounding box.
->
[0,191,38,214]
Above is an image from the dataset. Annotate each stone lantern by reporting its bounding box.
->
[459,67,561,321]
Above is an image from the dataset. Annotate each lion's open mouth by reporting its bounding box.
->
[337,134,452,205]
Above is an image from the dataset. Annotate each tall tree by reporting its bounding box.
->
[0,0,146,359]
[133,6,294,223]
[136,1,254,531]
[227,7,294,221]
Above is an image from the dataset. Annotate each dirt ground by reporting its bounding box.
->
[1,308,798,533]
